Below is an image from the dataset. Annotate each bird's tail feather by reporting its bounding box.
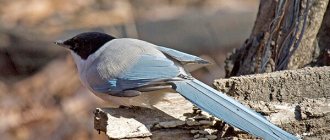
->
[173,79,298,140]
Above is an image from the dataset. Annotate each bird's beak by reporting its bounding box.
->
[54,40,70,48]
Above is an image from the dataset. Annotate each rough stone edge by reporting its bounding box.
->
[94,108,152,139]
[214,66,330,102]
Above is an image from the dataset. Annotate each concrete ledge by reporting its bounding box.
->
[214,66,330,102]
[214,66,330,138]
[94,93,198,140]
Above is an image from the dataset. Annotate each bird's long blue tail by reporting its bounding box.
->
[173,78,298,140]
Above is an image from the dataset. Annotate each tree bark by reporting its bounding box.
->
[225,0,329,77]
[315,2,330,66]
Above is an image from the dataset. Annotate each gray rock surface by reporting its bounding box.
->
[214,66,330,102]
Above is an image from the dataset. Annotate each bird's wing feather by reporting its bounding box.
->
[109,54,180,93]
[156,46,209,64]
[86,38,182,95]
[117,54,180,83]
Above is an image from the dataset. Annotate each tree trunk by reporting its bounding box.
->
[225,0,329,77]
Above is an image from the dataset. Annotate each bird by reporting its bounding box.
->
[55,32,298,140]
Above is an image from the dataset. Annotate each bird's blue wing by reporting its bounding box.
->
[92,54,180,94]
[119,54,180,80]
[157,46,209,64]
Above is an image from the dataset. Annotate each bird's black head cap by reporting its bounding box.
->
[55,32,115,60]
